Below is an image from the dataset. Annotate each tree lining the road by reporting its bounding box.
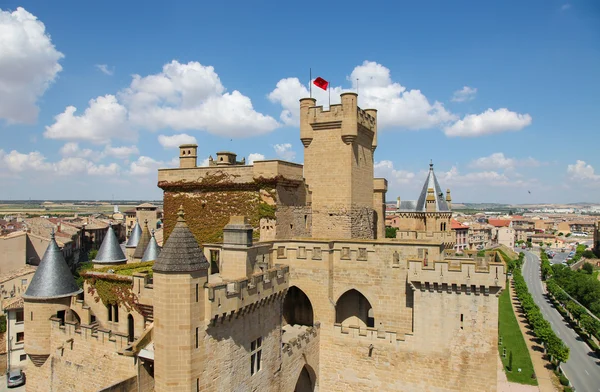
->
[551,263,600,318]
[513,256,570,366]
[546,280,600,354]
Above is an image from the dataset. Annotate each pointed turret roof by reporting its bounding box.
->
[133,220,151,259]
[93,223,127,264]
[153,206,209,273]
[23,230,82,300]
[141,230,161,262]
[415,162,450,212]
[126,220,142,248]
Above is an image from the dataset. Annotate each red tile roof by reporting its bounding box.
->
[451,220,467,229]
[488,219,511,227]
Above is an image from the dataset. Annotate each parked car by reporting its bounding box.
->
[6,369,25,388]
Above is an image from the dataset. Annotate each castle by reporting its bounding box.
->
[22,92,506,391]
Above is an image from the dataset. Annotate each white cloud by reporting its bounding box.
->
[199,157,210,167]
[102,145,139,159]
[44,95,133,144]
[374,160,415,184]
[120,60,279,137]
[269,61,455,130]
[567,160,600,181]
[273,143,296,161]
[469,152,541,170]
[0,7,64,124]
[53,157,120,176]
[95,64,114,76]
[46,60,279,144]
[157,133,197,149]
[248,153,265,164]
[129,156,177,176]
[443,108,532,137]
[0,149,120,176]
[0,149,52,172]
[59,142,94,159]
[451,86,477,102]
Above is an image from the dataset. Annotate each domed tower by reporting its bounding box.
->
[125,220,142,261]
[153,206,209,391]
[92,223,127,268]
[141,229,161,262]
[22,230,82,390]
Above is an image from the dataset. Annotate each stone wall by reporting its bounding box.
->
[98,376,137,392]
[43,321,136,392]
[198,297,284,391]
[274,239,503,391]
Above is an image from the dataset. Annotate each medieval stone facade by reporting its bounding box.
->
[22,93,505,392]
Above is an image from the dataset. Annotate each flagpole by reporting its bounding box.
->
[309,68,312,98]
[328,83,331,108]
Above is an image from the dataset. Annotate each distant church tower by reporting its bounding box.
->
[152,206,209,391]
[300,93,379,239]
[22,230,82,391]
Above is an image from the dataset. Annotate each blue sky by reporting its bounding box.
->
[0,0,599,203]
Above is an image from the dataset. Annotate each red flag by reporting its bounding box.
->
[313,77,329,91]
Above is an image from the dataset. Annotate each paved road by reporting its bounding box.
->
[522,250,600,392]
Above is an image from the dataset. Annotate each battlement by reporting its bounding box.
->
[50,317,131,351]
[396,230,454,244]
[407,258,505,293]
[299,93,377,147]
[282,322,320,355]
[206,264,289,321]
[333,323,412,345]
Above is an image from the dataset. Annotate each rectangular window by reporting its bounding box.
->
[20,354,26,362]
[196,284,199,303]
[114,305,119,323]
[16,332,24,343]
[16,309,24,323]
[196,327,199,348]
[250,337,262,375]
[107,305,112,322]
[21,279,27,286]
[210,250,220,274]
[30,312,33,321]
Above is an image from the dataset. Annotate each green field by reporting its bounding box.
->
[498,286,538,385]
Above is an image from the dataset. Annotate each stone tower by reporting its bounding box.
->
[125,219,142,261]
[179,144,198,168]
[22,230,82,391]
[300,92,378,239]
[153,206,209,392]
[92,223,127,268]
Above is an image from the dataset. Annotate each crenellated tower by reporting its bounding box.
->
[300,92,378,239]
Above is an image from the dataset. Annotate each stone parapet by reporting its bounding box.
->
[407,258,505,292]
[282,322,320,355]
[333,323,411,345]
[206,265,289,320]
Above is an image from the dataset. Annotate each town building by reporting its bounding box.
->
[22,93,505,392]
[451,220,468,252]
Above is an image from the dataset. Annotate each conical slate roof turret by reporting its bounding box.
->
[126,220,142,248]
[23,230,82,299]
[133,220,151,259]
[415,161,450,212]
[93,223,127,264]
[141,229,161,262]
[153,206,209,272]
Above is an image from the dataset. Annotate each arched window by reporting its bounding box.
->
[335,289,374,328]
[294,365,316,392]
[283,286,314,326]
[128,314,134,342]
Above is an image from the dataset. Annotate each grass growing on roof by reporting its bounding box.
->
[498,286,538,385]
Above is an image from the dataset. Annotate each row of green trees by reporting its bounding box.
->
[551,263,600,317]
[512,260,570,366]
[505,252,524,274]
[540,251,553,280]
[546,280,600,341]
